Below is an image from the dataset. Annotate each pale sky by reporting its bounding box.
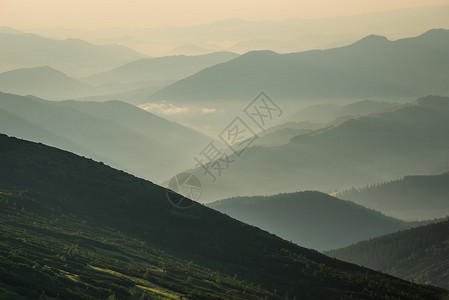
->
[1,0,449,29]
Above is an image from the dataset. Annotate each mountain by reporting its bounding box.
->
[0,66,97,100]
[0,134,446,299]
[0,32,145,77]
[83,52,239,85]
[77,81,175,105]
[48,5,449,57]
[0,92,211,182]
[208,191,415,251]
[251,121,321,147]
[0,26,23,34]
[181,95,449,202]
[0,108,96,158]
[288,100,397,123]
[338,172,449,221]
[326,219,449,290]
[254,100,397,147]
[150,29,449,104]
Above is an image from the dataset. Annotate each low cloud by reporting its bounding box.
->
[200,107,216,114]
[139,101,189,115]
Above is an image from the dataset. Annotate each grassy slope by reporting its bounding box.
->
[0,134,447,299]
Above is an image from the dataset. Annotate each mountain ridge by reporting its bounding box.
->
[0,66,96,100]
[181,96,449,202]
[83,51,238,85]
[150,29,449,104]
[0,32,146,77]
[338,171,449,220]
[208,191,419,251]
[326,219,449,289]
[0,92,211,182]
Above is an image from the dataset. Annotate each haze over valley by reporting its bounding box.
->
[1,1,448,299]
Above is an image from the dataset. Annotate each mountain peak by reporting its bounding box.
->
[0,26,23,34]
[419,28,449,38]
[352,34,389,47]
[242,49,279,56]
[1,65,65,75]
[0,66,68,78]
[237,50,280,61]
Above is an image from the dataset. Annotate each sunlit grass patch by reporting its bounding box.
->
[135,284,179,299]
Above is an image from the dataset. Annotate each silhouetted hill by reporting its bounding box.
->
[0,32,145,76]
[150,29,449,104]
[338,172,449,220]
[183,96,449,202]
[84,52,238,85]
[326,219,449,289]
[0,92,211,182]
[0,134,446,299]
[0,66,96,100]
[208,191,415,251]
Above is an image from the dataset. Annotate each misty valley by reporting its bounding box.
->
[1,3,449,300]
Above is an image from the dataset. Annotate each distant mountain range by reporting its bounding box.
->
[326,219,449,290]
[338,171,449,221]
[0,51,239,103]
[0,64,174,104]
[0,26,23,34]
[182,96,449,202]
[288,100,397,123]
[0,92,211,182]
[77,81,175,105]
[209,191,419,251]
[251,100,397,147]
[250,121,321,147]
[0,31,145,77]
[0,134,446,299]
[83,52,238,85]
[36,5,449,57]
[0,66,97,100]
[150,29,449,104]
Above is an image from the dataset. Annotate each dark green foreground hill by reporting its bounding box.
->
[0,135,447,299]
[326,219,449,290]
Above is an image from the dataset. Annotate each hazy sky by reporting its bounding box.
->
[1,0,449,29]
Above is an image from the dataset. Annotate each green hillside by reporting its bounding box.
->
[0,134,446,299]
